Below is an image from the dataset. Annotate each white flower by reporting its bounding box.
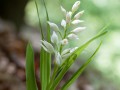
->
[61,39,68,45]
[67,33,79,40]
[71,27,86,34]
[40,40,54,53]
[61,48,71,56]
[55,52,62,65]
[72,1,80,12]
[71,20,84,25]
[74,10,84,19]
[48,21,59,32]
[51,31,58,44]
[62,53,71,60]
[70,47,78,53]
[61,19,66,28]
[61,6,67,16]
[66,12,71,23]
[69,11,72,17]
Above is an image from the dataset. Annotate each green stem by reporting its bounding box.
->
[35,0,44,40]
[47,64,58,90]
[59,24,69,53]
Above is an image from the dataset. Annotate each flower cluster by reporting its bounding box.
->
[41,1,86,65]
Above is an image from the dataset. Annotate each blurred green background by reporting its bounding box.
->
[25,0,120,89]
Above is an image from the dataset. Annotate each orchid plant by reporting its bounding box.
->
[26,0,108,90]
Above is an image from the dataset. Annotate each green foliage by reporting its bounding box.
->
[26,43,38,90]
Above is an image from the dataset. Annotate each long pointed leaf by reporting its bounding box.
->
[39,0,51,90]
[61,42,102,90]
[26,43,38,90]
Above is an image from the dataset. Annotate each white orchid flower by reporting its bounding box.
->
[61,39,68,45]
[70,47,78,53]
[62,53,72,60]
[71,20,84,25]
[40,40,54,53]
[72,1,80,12]
[61,48,71,56]
[51,31,58,44]
[66,12,71,24]
[61,6,67,16]
[67,33,79,40]
[71,27,86,34]
[48,21,59,32]
[55,52,62,65]
[74,10,84,19]
[61,19,66,28]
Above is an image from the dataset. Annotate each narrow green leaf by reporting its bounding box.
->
[26,43,38,90]
[61,43,102,90]
[35,0,44,40]
[39,1,51,90]
[50,26,108,90]
[42,0,51,86]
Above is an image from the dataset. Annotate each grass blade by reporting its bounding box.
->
[26,43,38,90]
[61,42,102,90]
[39,0,51,90]
[35,0,44,40]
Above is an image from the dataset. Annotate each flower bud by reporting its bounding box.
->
[48,21,59,32]
[72,1,80,12]
[71,20,84,25]
[61,48,71,56]
[70,47,78,53]
[62,53,71,60]
[71,27,86,34]
[41,40,54,53]
[51,31,58,44]
[55,52,62,65]
[67,33,79,40]
[61,6,67,16]
[74,10,84,19]
[66,12,71,23]
[61,39,68,45]
[61,19,66,28]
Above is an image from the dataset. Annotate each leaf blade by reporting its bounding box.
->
[61,42,102,90]
[26,43,38,90]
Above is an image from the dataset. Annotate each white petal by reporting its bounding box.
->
[66,12,71,23]
[67,33,79,40]
[61,39,68,45]
[40,44,50,53]
[61,48,71,56]
[61,19,66,28]
[74,10,84,19]
[51,31,58,44]
[61,6,67,16]
[70,47,78,53]
[71,27,86,34]
[41,40,54,53]
[72,1,80,12]
[55,52,62,65]
[48,21,59,32]
[69,11,72,17]
[71,20,84,25]
[62,53,71,60]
